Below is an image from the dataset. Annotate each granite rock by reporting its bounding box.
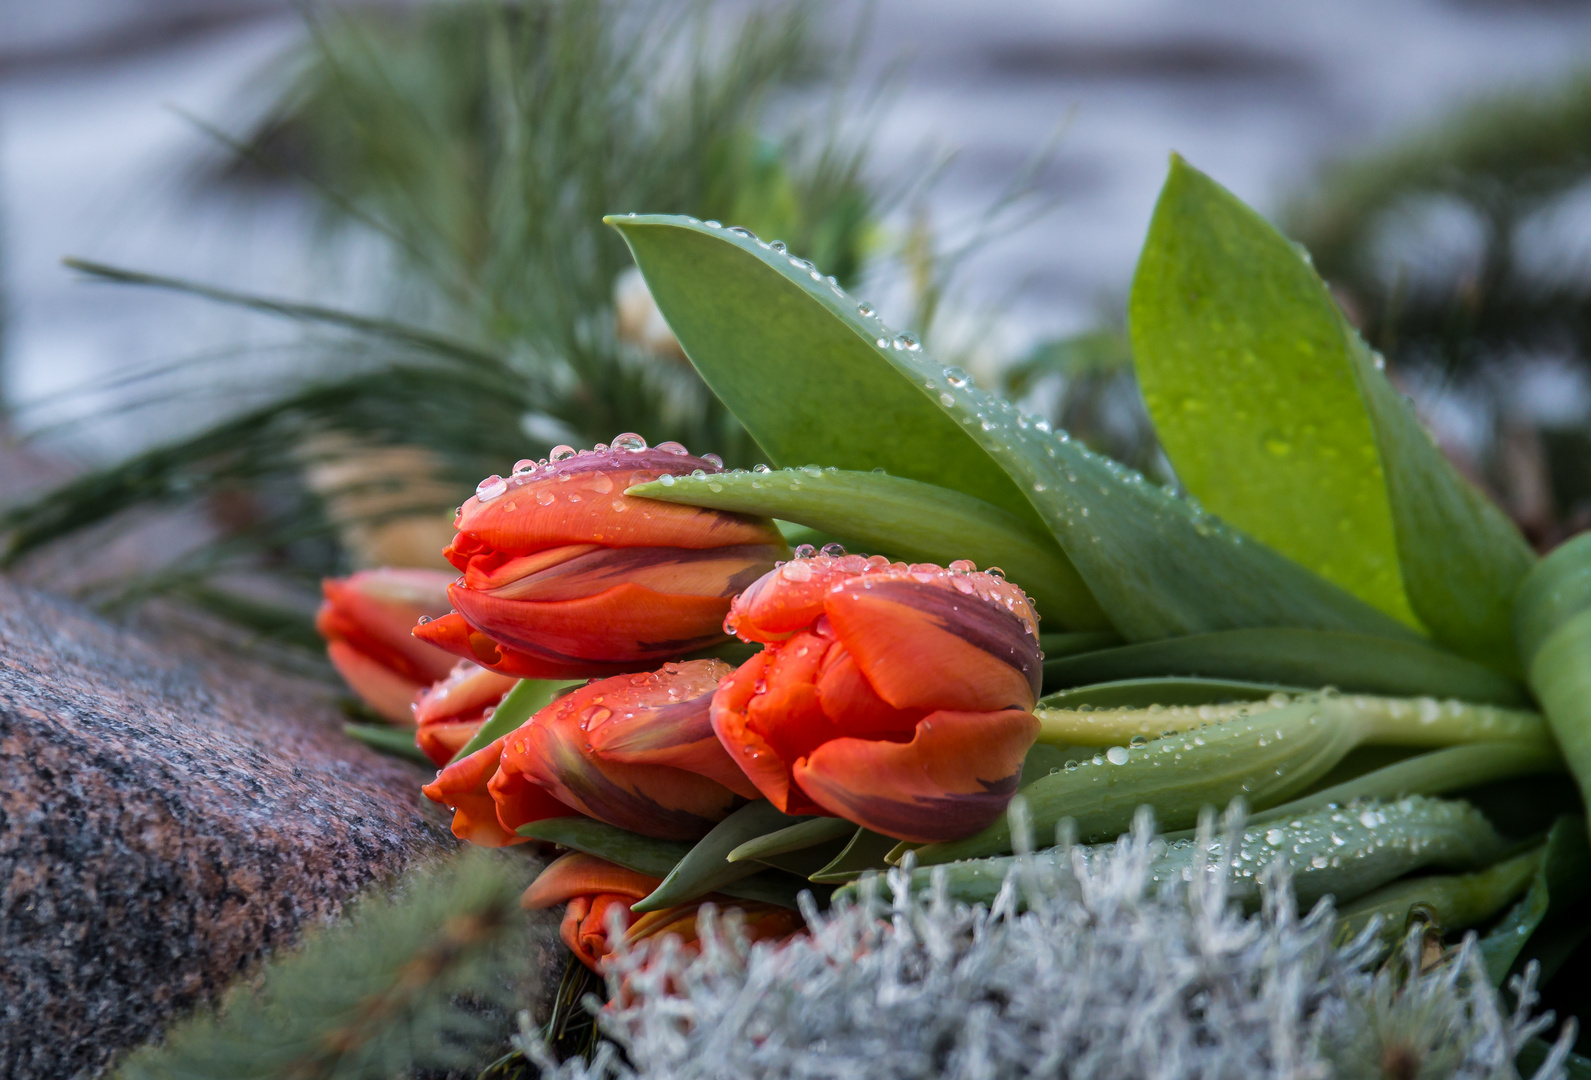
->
[0,578,487,1078]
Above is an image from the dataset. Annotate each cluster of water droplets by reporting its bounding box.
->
[466,433,723,512]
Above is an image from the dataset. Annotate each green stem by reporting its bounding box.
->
[1334,847,1543,948]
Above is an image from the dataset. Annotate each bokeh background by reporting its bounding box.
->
[4,0,1591,631]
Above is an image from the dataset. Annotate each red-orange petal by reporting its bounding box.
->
[415,719,483,767]
[327,640,425,724]
[412,612,635,680]
[792,708,1039,843]
[522,851,662,909]
[726,555,885,642]
[482,544,782,603]
[581,661,761,800]
[709,638,839,815]
[563,894,639,972]
[502,701,741,840]
[414,662,519,725]
[319,569,459,683]
[824,579,1040,713]
[486,758,580,836]
[449,581,733,664]
[813,645,926,741]
[420,737,526,847]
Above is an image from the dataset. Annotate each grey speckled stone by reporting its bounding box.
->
[0,578,466,1079]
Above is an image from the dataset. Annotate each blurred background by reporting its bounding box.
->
[4,0,1591,640]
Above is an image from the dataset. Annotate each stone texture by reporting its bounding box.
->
[0,578,466,1079]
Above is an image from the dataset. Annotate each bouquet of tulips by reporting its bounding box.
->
[320,158,1591,986]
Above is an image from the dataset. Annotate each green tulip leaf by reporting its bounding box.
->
[1516,534,1591,810]
[1479,816,1591,984]
[808,827,901,884]
[1130,157,1535,668]
[632,800,810,913]
[629,466,1107,629]
[1334,848,1543,949]
[1042,628,1530,707]
[728,817,857,864]
[342,723,430,764]
[612,213,1419,645]
[518,816,811,910]
[606,215,1047,530]
[450,678,582,764]
[1038,677,1302,712]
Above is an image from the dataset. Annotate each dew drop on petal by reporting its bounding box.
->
[476,475,508,500]
[550,445,577,461]
[612,432,647,452]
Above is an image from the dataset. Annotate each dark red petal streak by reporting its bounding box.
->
[484,544,781,603]
[793,708,1039,843]
[412,612,637,679]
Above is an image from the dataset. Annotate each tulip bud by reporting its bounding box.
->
[711,553,1043,843]
[494,659,757,841]
[523,851,802,972]
[412,661,520,766]
[420,733,578,847]
[316,568,459,722]
[414,437,786,678]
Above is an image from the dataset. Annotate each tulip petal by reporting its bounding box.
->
[581,661,761,799]
[814,646,926,740]
[326,640,424,724]
[319,570,458,683]
[413,612,635,679]
[792,708,1040,843]
[503,702,742,840]
[522,850,661,909]
[727,554,885,641]
[462,544,605,591]
[825,579,1041,712]
[449,581,733,663]
[709,636,841,815]
[484,544,783,602]
[415,719,483,767]
[421,737,524,847]
[455,448,784,557]
[562,894,639,971]
[414,662,519,725]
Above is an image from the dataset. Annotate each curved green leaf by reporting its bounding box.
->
[1130,157,1535,667]
[632,800,808,913]
[1479,817,1591,984]
[808,827,899,884]
[610,213,1415,645]
[1038,677,1301,711]
[343,722,430,764]
[1335,848,1543,949]
[629,466,1107,628]
[1042,628,1530,707]
[1517,534,1591,810]
[517,817,810,909]
[606,215,1046,529]
[728,817,858,864]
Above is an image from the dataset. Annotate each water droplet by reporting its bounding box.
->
[793,544,817,559]
[1105,746,1130,765]
[567,493,582,503]
[728,226,755,239]
[476,475,508,500]
[612,432,647,452]
[550,445,577,461]
[752,463,772,473]
[659,474,676,487]
[820,542,847,557]
[512,458,536,474]
[656,441,689,455]
[1265,828,1285,847]
[703,453,724,469]
[893,332,920,351]
[535,489,556,506]
[939,392,956,407]
[1128,735,1147,748]
[944,367,970,388]
[857,302,875,318]
[704,220,722,228]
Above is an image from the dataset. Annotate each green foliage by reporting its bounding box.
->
[1335,847,1544,950]
[1132,158,1537,671]
[633,800,806,912]
[629,466,1107,629]
[1480,817,1591,984]
[114,849,542,1080]
[1518,534,1591,810]
[452,678,581,764]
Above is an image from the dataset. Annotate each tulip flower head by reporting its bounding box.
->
[494,659,758,841]
[711,551,1043,843]
[316,568,459,722]
[415,436,786,679]
[411,661,520,766]
[523,851,802,973]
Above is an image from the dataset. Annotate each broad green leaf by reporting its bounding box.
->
[632,800,808,913]
[612,213,1420,644]
[606,215,1048,530]
[343,723,429,764]
[518,817,810,909]
[1041,631,1123,658]
[450,678,581,764]
[1517,534,1591,808]
[1479,817,1591,983]
[1042,629,1530,707]
[1130,158,1535,667]
[1334,848,1543,949]
[629,467,1107,629]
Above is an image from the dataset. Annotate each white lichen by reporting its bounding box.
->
[518,809,1575,1080]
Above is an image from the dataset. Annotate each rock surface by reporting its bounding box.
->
[0,578,475,1079]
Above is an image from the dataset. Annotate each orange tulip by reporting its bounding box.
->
[411,661,519,766]
[413,437,785,678]
[316,568,459,722]
[421,733,578,847]
[710,553,1042,844]
[523,851,803,972]
[494,659,757,841]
